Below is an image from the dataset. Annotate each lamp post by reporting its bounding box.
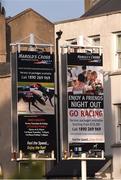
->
[56,30,63,163]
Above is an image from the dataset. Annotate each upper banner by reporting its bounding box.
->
[67,52,104,157]
[67,53,103,66]
[17,51,54,69]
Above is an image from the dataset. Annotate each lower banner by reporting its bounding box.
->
[18,114,56,155]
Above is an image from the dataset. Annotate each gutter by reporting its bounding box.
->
[54,10,121,25]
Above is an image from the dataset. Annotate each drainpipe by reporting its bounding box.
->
[56,30,63,163]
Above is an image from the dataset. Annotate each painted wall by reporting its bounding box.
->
[0,76,16,178]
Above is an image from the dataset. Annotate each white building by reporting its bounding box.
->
[55,0,121,178]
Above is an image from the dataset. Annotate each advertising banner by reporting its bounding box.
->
[17,51,56,156]
[67,52,104,156]
[18,114,56,154]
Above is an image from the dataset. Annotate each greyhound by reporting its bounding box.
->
[32,83,55,107]
[18,86,46,112]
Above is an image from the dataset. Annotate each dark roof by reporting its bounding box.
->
[82,0,121,18]
[46,156,111,178]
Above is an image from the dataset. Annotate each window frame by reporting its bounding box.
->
[114,104,121,143]
[113,32,121,70]
[88,35,100,46]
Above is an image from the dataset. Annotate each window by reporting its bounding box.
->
[117,106,121,142]
[116,34,121,68]
[115,105,121,143]
[66,38,77,45]
[91,36,100,46]
[88,35,100,53]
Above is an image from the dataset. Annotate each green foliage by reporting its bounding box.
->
[11,161,45,179]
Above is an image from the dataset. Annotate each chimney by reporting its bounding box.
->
[84,0,101,12]
[0,3,6,63]
[1,6,5,16]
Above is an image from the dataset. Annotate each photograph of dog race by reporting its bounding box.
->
[17,82,55,114]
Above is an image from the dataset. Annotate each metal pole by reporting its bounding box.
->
[56,30,63,163]
[81,153,87,180]
[29,33,35,44]
[18,161,21,174]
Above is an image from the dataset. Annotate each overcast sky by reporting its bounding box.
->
[3,0,84,22]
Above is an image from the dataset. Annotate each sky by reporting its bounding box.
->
[3,0,84,22]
